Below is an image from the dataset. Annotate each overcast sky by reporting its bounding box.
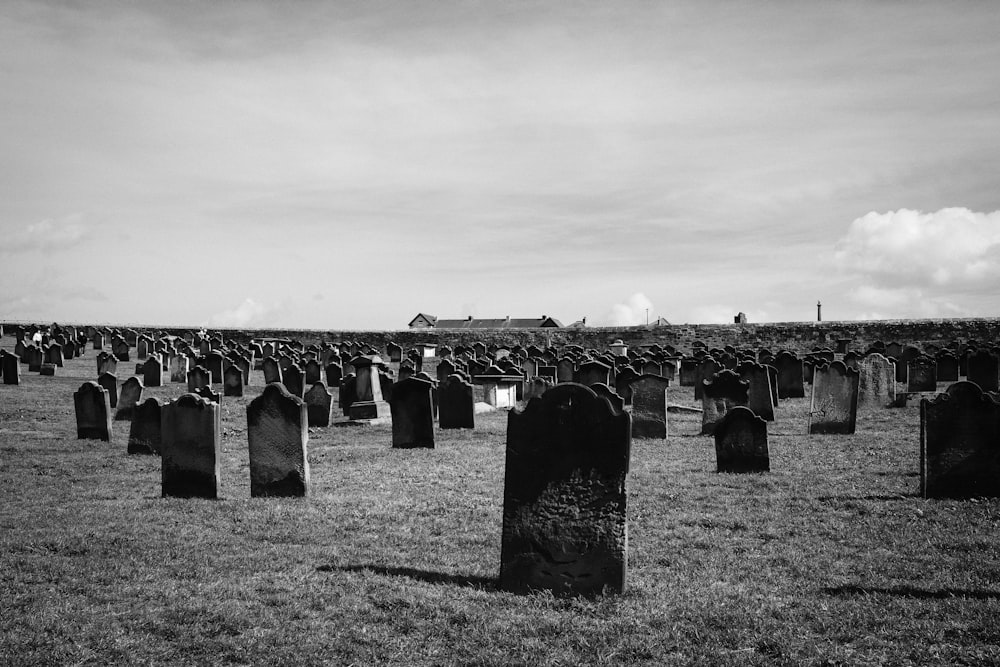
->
[2,1,999,330]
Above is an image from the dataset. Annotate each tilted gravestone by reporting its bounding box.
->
[262,357,282,384]
[737,362,774,421]
[966,349,1000,392]
[858,353,897,411]
[921,381,1000,498]
[627,374,671,439]
[701,370,750,436]
[304,381,334,427]
[187,365,211,393]
[907,354,937,393]
[128,398,162,455]
[694,357,722,400]
[161,394,221,498]
[809,361,860,434]
[114,376,143,421]
[2,352,20,385]
[439,374,475,429]
[501,383,631,597]
[389,376,436,448]
[97,372,118,408]
[714,405,769,473]
[773,352,805,399]
[74,381,112,441]
[247,383,310,497]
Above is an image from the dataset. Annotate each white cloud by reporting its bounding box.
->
[206,298,271,328]
[2,214,89,254]
[601,293,654,326]
[834,208,1000,289]
[848,285,964,320]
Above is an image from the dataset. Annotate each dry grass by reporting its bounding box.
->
[1,338,999,665]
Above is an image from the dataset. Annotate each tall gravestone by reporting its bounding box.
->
[161,394,221,498]
[223,365,244,397]
[714,406,769,473]
[501,383,631,596]
[439,374,475,429]
[304,359,322,385]
[966,350,1000,392]
[921,381,1000,498]
[907,354,937,393]
[142,355,163,387]
[304,381,333,427]
[627,374,670,439]
[169,354,189,383]
[737,362,774,421]
[773,352,805,399]
[694,357,722,400]
[701,370,749,436]
[389,376,436,448]
[325,362,343,388]
[97,372,118,408]
[348,355,390,420]
[263,357,282,384]
[74,381,112,441]
[858,353,897,411]
[936,352,960,383]
[809,361,860,434]
[114,377,144,421]
[247,383,310,497]
[2,352,20,385]
[128,398,162,455]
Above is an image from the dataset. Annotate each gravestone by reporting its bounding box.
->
[737,362,774,421]
[714,406,769,473]
[627,374,671,439]
[589,383,625,413]
[187,365,211,393]
[142,355,163,387]
[439,374,475,429]
[773,352,805,399]
[114,377,143,421]
[97,372,118,408]
[195,386,220,404]
[325,362,343,388]
[304,381,334,427]
[2,352,20,385]
[92,332,105,350]
[966,349,999,392]
[523,376,553,402]
[556,358,576,384]
[501,383,631,597]
[223,365,244,397]
[348,355,390,420]
[304,359,322,385]
[436,358,457,385]
[389,376,436,448]
[679,358,699,387]
[113,338,130,362]
[262,357,282,384]
[896,346,921,383]
[694,357,722,400]
[614,366,639,406]
[907,354,937,393]
[161,394,221,498]
[921,381,1000,498]
[282,363,305,399]
[576,360,611,387]
[169,354,189,383]
[936,352,960,383]
[858,353,897,411]
[701,370,750,436]
[476,366,521,409]
[74,381,112,441]
[809,361,860,434]
[128,398,161,455]
[40,363,57,376]
[203,351,224,384]
[247,383,310,497]
[386,342,403,363]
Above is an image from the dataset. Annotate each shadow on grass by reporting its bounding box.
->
[815,494,920,502]
[319,564,497,590]
[825,584,1000,600]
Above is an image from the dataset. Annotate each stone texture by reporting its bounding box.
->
[304,381,333,427]
[773,352,805,399]
[247,383,310,497]
[501,383,631,597]
[114,377,143,421]
[627,374,671,439]
[439,374,475,429]
[809,361,860,434]
[589,383,625,413]
[74,381,112,441]
[921,381,1000,498]
[858,353,897,411]
[907,354,937,393]
[701,370,749,435]
[128,397,162,455]
[737,362,774,421]
[389,376,436,448]
[97,372,118,408]
[142,355,163,387]
[714,405,769,473]
[223,365,244,397]
[348,355,390,419]
[2,352,20,385]
[161,394,221,498]
[966,349,999,392]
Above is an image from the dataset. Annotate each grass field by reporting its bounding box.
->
[2,337,999,666]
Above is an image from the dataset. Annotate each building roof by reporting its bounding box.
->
[407,313,438,327]
[420,315,563,329]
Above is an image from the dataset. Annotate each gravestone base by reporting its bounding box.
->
[348,400,390,420]
[161,468,217,499]
[40,363,56,376]
[333,416,392,427]
[251,471,307,498]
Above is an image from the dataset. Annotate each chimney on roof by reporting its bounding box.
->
[467,315,472,321]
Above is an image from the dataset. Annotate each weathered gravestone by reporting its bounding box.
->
[701,370,750,436]
[436,358,457,385]
[809,361,860,434]
[128,398,161,455]
[114,377,143,421]
[896,346,921,383]
[389,376,436,448]
[858,353,897,411]
[348,356,390,420]
[247,383,310,497]
[773,352,805,399]
[627,374,671,439]
[304,359,322,385]
[737,362,774,421]
[113,338,130,362]
[936,352,960,383]
[714,406,769,473]
[325,362,342,388]
[694,357,722,400]
[262,357,282,384]
[966,349,1000,392]
[386,342,403,364]
[576,360,611,387]
[40,363,57,376]
[74,381,112,441]
[45,343,64,367]
[556,358,576,384]
[161,394,221,498]
[97,372,118,408]
[187,365,211,393]
[477,366,521,409]
[142,355,163,387]
[523,376,553,402]
[921,381,1000,498]
[304,381,334,427]
[500,383,631,596]
[2,352,20,385]
[169,354,189,383]
[282,363,305,399]
[202,351,224,384]
[614,366,639,406]
[907,354,937,393]
[223,365,244,397]
[339,373,357,415]
[439,374,475,429]
[590,383,625,413]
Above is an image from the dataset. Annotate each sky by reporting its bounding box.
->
[2,0,999,330]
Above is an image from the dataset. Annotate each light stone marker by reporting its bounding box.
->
[809,361,860,434]
[627,374,671,439]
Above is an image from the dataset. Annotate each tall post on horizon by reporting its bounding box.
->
[817,301,822,322]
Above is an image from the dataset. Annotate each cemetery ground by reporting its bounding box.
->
[2,341,999,666]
